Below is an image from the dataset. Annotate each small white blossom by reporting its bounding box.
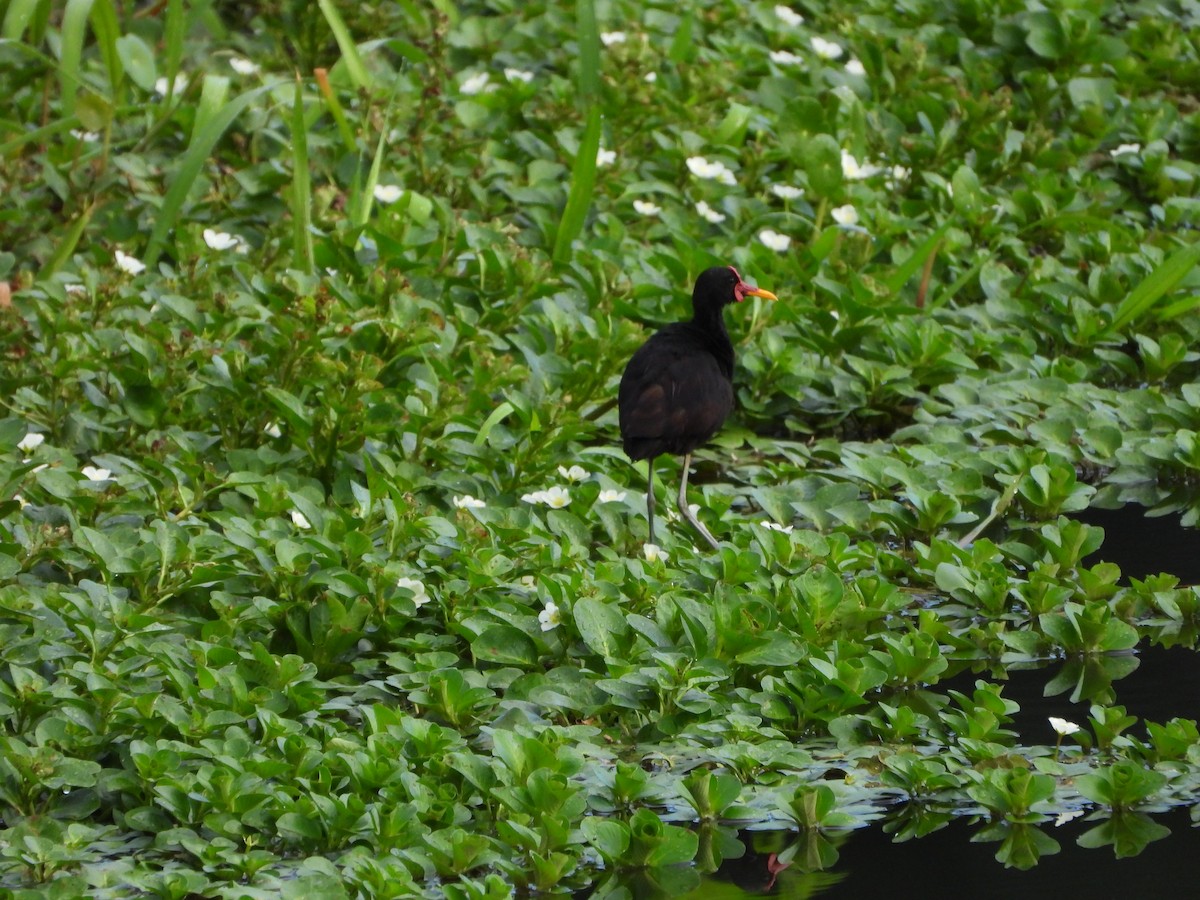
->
[538,600,562,632]
[65,283,87,295]
[14,495,28,509]
[504,67,534,83]
[17,432,44,453]
[759,521,794,534]
[29,464,48,473]
[115,250,146,275]
[811,36,844,60]
[831,204,859,226]
[695,200,726,224]
[229,57,260,76]
[542,485,571,508]
[845,58,866,76]
[453,494,487,509]
[154,74,187,96]
[396,576,430,607]
[557,465,589,483]
[1110,142,1141,157]
[769,50,804,65]
[203,229,244,251]
[687,156,736,185]
[643,543,669,563]
[644,72,657,83]
[759,229,791,251]
[460,72,491,95]
[290,509,312,530]
[596,147,617,166]
[1049,716,1082,736]
[775,5,804,26]
[264,421,282,438]
[374,184,404,204]
[600,31,627,46]
[633,199,661,216]
[598,489,627,503]
[81,466,112,482]
[771,184,804,200]
[841,150,882,180]
[890,164,911,182]
[70,129,99,142]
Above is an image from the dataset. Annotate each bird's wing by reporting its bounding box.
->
[619,339,733,450]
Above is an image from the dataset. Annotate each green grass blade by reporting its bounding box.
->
[552,106,601,265]
[144,83,279,267]
[193,74,230,143]
[2,0,42,41]
[164,0,185,93]
[576,0,599,105]
[317,0,371,90]
[60,0,96,118]
[884,220,951,296]
[41,202,95,278]
[89,0,123,101]
[1104,242,1200,335]
[289,74,314,274]
[474,402,515,447]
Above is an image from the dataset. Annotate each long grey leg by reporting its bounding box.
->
[646,456,656,545]
[678,453,719,550]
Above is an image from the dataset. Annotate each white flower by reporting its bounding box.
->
[598,489,627,503]
[841,150,882,180]
[557,465,589,483]
[775,5,804,26]
[890,164,911,182]
[538,601,562,632]
[769,50,804,65]
[542,486,570,508]
[759,229,791,251]
[771,184,804,200]
[845,58,866,76]
[373,184,404,204]
[290,509,311,530]
[17,432,44,453]
[695,200,726,224]
[70,129,99,142]
[522,491,545,504]
[644,72,657,83]
[504,67,534,83]
[115,250,146,275]
[203,229,244,251]
[596,147,617,166]
[687,156,736,185]
[643,543,669,563]
[14,494,27,509]
[600,31,627,46]
[633,199,661,216]
[396,576,430,607]
[229,57,260,76]
[1110,142,1141,157]
[81,465,112,482]
[758,521,794,534]
[453,494,487,509]
[460,72,491,95]
[1049,716,1082,736]
[154,74,187,96]
[264,421,282,438]
[831,204,859,226]
[65,283,87,295]
[811,37,844,60]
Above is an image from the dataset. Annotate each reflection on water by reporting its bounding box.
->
[1075,502,1200,585]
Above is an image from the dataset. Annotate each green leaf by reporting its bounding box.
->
[115,32,157,92]
[471,625,539,667]
[552,105,602,264]
[573,598,628,659]
[802,134,843,199]
[1104,242,1200,334]
[317,0,371,89]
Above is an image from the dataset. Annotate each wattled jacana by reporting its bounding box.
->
[618,266,778,549]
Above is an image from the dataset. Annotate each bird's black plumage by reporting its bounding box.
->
[618,266,777,548]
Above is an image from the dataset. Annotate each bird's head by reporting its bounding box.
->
[694,266,779,308]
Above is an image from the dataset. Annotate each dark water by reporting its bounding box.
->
[680,503,1200,898]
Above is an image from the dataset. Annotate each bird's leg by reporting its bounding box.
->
[646,456,656,545]
[678,453,719,550]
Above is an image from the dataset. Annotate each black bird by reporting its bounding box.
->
[618,266,778,549]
